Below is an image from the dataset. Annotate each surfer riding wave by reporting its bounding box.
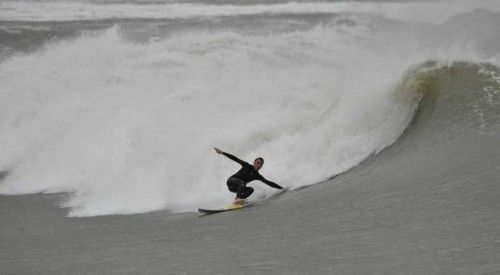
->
[214,147,283,204]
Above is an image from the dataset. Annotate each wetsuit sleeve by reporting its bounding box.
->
[222,152,248,166]
[257,174,283,189]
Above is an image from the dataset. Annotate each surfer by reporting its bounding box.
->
[214,147,283,204]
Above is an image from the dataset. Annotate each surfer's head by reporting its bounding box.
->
[253,157,264,171]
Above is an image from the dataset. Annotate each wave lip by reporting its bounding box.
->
[400,61,500,136]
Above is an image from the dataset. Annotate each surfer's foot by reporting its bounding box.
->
[233,198,245,205]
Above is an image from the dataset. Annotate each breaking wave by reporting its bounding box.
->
[0,1,498,216]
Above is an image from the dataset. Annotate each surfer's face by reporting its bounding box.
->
[253,159,264,171]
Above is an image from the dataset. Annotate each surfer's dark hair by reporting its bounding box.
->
[255,157,264,163]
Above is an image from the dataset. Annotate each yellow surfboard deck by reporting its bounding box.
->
[198,202,246,215]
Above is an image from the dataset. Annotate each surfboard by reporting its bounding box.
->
[198,188,289,215]
[198,203,246,215]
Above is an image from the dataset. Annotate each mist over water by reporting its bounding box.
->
[0,0,499,216]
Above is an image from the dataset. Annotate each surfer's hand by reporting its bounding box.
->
[214,147,223,154]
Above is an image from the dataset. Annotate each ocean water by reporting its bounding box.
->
[1,0,500,273]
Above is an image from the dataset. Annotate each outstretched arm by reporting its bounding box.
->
[257,174,283,189]
[213,147,248,166]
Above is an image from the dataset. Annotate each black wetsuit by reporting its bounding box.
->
[222,152,282,199]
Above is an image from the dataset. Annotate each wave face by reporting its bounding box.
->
[0,1,499,216]
[402,62,500,135]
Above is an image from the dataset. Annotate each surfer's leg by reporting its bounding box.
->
[227,177,244,194]
[227,177,252,202]
[237,186,254,199]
